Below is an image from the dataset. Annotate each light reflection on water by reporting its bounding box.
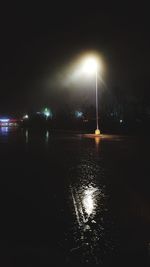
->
[95,136,101,148]
[70,184,100,228]
[24,129,50,145]
[82,186,98,218]
[45,130,49,143]
[70,180,109,264]
[25,129,29,144]
[68,140,114,265]
[0,126,9,135]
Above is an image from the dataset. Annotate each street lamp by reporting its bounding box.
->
[43,108,51,120]
[23,114,29,119]
[82,56,101,135]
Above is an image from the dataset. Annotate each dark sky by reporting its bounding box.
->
[0,2,150,114]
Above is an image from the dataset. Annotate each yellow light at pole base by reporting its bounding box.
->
[95,129,101,135]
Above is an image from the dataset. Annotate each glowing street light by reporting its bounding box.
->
[82,55,101,135]
[82,57,97,75]
[43,108,53,119]
[44,108,50,118]
[23,114,29,119]
[75,110,83,118]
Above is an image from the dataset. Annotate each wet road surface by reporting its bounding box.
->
[0,127,150,266]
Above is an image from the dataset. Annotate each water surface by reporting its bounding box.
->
[0,128,150,266]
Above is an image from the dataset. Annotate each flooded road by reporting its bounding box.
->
[0,127,150,266]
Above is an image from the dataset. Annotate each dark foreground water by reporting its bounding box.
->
[0,127,150,266]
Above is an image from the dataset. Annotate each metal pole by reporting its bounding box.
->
[95,67,99,130]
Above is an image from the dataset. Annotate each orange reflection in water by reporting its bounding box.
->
[95,136,101,149]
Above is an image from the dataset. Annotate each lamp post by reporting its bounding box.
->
[82,56,101,135]
[95,65,100,135]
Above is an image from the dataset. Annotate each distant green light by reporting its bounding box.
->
[75,111,83,118]
[43,108,52,118]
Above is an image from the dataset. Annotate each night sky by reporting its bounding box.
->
[0,2,150,114]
